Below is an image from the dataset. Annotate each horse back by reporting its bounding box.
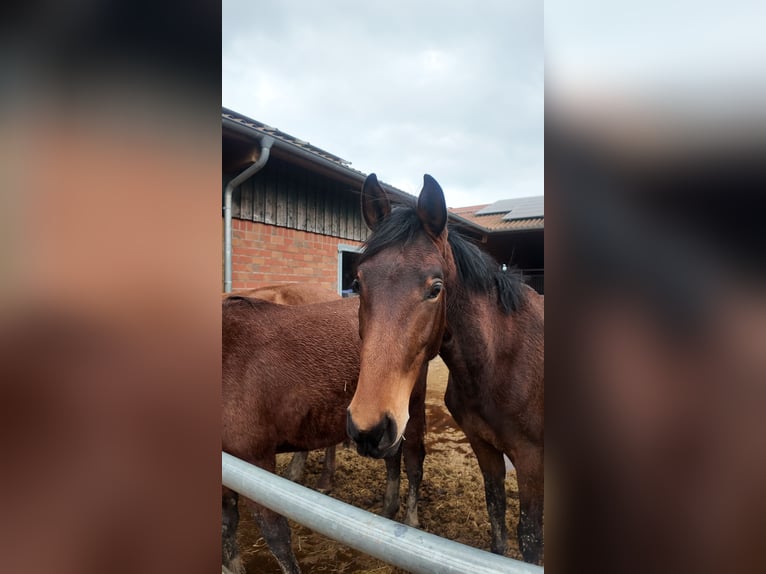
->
[222,297,361,457]
[228,283,340,305]
[222,296,360,384]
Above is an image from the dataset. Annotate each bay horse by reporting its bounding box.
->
[225,282,341,491]
[222,296,427,574]
[346,174,544,564]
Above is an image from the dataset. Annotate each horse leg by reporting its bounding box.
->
[402,364,427,527]
[245,499,300,574]
[284,451,308,482]
[382,444,402,519]
[315,445,336,493]
[469,437,508,555]
[244,456,300,574]
[402,425,424,527]
[222,487,244,574]
[513,441,544,564]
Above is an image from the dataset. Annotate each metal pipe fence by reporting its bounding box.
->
[222,452,543,574]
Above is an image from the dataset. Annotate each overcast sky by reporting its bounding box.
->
[546,0,764,90]
[222,1,542,208]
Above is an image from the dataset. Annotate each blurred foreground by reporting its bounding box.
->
[547,87,765,574]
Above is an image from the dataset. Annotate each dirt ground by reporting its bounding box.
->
[236,357,525,573]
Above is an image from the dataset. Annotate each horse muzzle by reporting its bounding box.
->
[346,410,400,459]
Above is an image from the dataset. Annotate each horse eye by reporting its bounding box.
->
[427,282,442,300]
[351,278,360,293]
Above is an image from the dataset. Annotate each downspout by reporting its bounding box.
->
[223,135,274,293]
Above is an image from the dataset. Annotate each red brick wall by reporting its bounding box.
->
[229,218,362,293]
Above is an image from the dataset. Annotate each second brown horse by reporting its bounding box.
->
[227,283,341,491]
[222,295,427,574]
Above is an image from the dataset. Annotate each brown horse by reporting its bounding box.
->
[226,283,341,491]
[346,174,544,564]
[222,296,427,574]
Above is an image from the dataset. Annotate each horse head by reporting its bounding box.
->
[346,173,452,457]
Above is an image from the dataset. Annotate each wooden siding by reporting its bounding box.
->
[227,157,371,242]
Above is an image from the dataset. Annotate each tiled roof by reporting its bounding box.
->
[449,199,544,232]
[450,204,490,215]
[475,196,544,220]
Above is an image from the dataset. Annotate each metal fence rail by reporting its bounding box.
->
[222,452,543,574]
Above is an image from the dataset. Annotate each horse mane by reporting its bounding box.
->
[359,206,526,313]
[448,226,526,313]
[223,295,266,310]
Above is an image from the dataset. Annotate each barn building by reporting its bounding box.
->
[222,108,543,295]
[450,198,544,294]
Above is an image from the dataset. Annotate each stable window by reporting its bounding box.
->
[337,244,362,297]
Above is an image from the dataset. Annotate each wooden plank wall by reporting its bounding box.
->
[228,157,371,242]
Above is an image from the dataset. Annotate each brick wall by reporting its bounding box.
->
[229,218,362,293]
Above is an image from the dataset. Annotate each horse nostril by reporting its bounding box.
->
[362,416,385,448]
[347,412,400,457]
[382,414,398,450]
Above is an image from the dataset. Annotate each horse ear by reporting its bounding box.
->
[417,174,447,238]
[361,173,391,230]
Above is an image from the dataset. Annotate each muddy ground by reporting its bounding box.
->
[236,357,526,573]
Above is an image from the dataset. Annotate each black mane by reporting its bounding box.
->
[358,206,526,313]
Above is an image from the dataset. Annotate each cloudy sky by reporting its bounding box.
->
[222,1,542,208]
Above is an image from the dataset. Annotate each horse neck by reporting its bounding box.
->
[441,280,508,379]
[435,238,505,378]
